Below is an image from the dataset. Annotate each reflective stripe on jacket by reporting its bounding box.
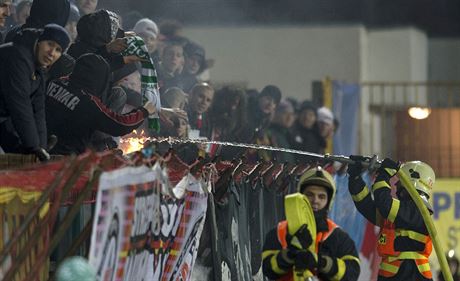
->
[377,220,433,279]
[276,219,339,281]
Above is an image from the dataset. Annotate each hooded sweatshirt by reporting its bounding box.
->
[45,54,148,155]
[67,10,124,72]
[4,0,70,42]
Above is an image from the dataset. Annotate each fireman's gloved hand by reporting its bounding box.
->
[287,224,313,251]
[347,155,368,179]
[294,249,317,271]
[318,254,338,277]
[284,224,313,263]
[378,158,400,179]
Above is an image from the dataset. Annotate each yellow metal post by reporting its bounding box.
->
[322,77,333,154]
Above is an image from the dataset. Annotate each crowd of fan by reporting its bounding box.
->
[0,0,338,164]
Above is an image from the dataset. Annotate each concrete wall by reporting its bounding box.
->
[364,27,428,81]
[183,25,431,156]
[359,27,428,156]
[184,25,365,101]
[429,39,460,81]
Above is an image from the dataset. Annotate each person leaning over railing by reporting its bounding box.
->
[0,24,70,161]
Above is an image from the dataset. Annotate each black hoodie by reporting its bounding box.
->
[4,0,70,43]
[45,54,148,155]
[67,10,124,72]
[0,29,47,152]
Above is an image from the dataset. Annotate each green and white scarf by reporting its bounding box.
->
[121,36,161,132]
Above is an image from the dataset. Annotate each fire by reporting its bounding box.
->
[119,130,150,154]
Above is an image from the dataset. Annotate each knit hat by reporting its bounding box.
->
[259,85,282,105]
[134,18,159,39]
[298,100,318,114]
[39,24,71,50]
[317,107,334,125]
[275,100,294,114]
[112,63,138,83]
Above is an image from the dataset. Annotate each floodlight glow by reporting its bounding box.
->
[408,107,431,120]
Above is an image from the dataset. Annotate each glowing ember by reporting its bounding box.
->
[119,130,150,154]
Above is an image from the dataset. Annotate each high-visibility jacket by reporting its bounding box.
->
[275,219,337,281]
[348,172,434,281]
[377,220,433,279]
[262,218,360,281]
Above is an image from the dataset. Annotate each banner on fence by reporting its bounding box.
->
[0,188,49,281]
[88,164,208,281]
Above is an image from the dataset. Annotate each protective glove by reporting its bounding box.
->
[294,249,317,271]
[318,254,337,276]
[378,158,400,178]
[33,147,50,162]
[282,224,314,267]
[347,155,368,179]
[287,224,313,251]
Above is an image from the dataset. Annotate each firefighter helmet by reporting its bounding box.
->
[298,166,336,209]
[400,161,435,212]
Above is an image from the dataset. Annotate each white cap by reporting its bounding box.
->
[317,107,334,125]
[133,18,159,39]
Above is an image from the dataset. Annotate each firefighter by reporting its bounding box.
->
[262,166,360,281]
[347,157,435,280]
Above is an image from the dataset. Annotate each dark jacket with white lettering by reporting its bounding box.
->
[46,54,148,155]
[0,29,47,152]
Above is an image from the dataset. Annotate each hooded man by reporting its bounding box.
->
[262,166,360,281]
[0,24,70,160]
[4,0,70,42]
[45,53,155,155]
[67,9,134,73]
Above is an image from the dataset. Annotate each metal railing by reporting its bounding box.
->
[358,81,460,177]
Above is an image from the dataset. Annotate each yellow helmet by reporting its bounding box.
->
[297,166,336,209]
[400,161,435,211]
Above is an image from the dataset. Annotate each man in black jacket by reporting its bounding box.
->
[0,24,70,160]
[46,53,156,155]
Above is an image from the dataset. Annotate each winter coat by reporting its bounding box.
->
[46,54,148,155]
[5,0,70,42]
[267,123,296,163]
[0,29,47,152]
[187,109,212,139]
[291,121,326,154]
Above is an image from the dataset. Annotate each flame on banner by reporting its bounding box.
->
[119,130,150,154]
